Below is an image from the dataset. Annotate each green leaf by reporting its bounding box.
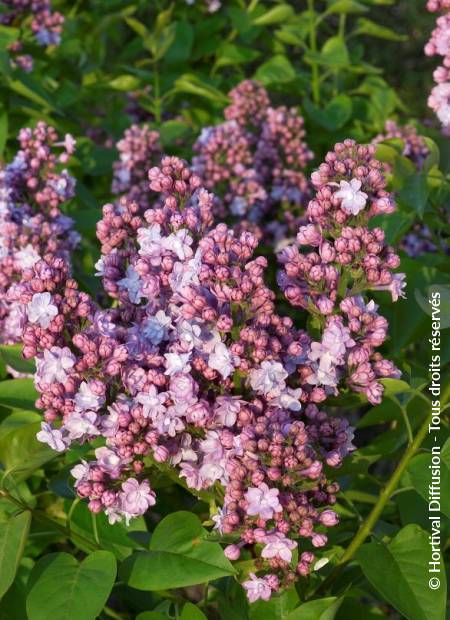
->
[406,438,450,517]
[305,95,352,130]
[249,588,299,619]
[325,0,368,14]
[252,5,294,26]
[0,25,20,48]
[120,511,235,590]
[398,171,430,217]
[136,613,169,620]
[26,551,117,620]
[215,43,260,70]
[0,422,54,483]
[254,55,296,85]
[0,379,37,410]
[354,18,406,41]
[380,378,413,396]
[180,602,207,620]
[0,511,31,598]
[166,22,194,63]
[159,120,190,146]
[0,345,35,375]
[124,17,150,38]
[356,525,447,620]
[109,74,141,91]
[286,596,343,619]
[422,137,440,172]
[174,74,229,102]
[321,36,349,66]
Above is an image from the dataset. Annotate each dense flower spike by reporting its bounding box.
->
[278,140,405,405]
[0,122,78,344]
[20,154,356,601]
[425,2,450,133]
[111,124,162,207]
[193,80,313,240]
[0,0,64,71]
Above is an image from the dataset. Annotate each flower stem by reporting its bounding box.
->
[310,407,432,598]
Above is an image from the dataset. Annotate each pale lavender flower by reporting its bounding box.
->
[27,292,58,328]
[334,179,368,215]
[36,422,66,452]
[35,346,76,385]
[245,483,282,520]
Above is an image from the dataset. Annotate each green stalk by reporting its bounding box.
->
[311,408,432,597]
[307,0,320,104]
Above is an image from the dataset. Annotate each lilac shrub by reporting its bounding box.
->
[278,140,405,406]
[14,154,364,601]
[0,122,78,345]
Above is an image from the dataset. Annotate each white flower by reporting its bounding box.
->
[169,249,202,293]
[334,179,368,215]
[136,385,168,419]
[74,381,105,412]
[164,352,192,376]
[94,257,105,276]
[70,460,90,486]
[249,360,288,398]
[15,244,40,269]
[162,229,194,260]
[208,342,234,379]
[27,292,58,328]
[154,406,185,437]
[118,266,143,304]
[269,387,303,411]
[36,346,76,385]
[95,446,122,477]
[36,422,66,452]
[307,353,339,388]
[63,410,99,441]
[261,533,297,563]
[142,310,172,345]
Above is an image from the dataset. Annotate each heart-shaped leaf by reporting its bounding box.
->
[0,510,31,598]
[26,551,117,620]
[356,525,447,620]
[121,511,235,590]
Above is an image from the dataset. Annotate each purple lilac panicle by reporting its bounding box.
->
[18,155,358,600]
[278,140,405,405]
[193,80,313,240]
[0,122,78,344]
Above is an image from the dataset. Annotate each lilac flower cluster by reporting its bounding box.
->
[0,122,78,345]
[111,124,162,208]
[193,80,313,239]
[425,2,450,134]
[278,140,405,405]
[0,0,64,72]
[16,155,359,601]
